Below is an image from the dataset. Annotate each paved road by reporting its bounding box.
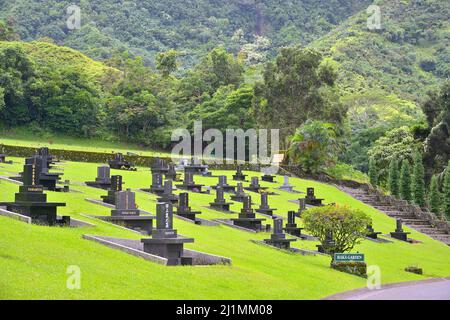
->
[326,278,450,300]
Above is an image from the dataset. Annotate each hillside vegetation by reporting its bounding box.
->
[0,0,372,66]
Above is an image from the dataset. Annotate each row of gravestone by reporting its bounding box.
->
[0,149,412,267]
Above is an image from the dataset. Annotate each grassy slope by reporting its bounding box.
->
[0,129,171,157]
[0,41,119,81]
[1,157,449,300]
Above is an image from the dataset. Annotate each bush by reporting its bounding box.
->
[302,205,372,254]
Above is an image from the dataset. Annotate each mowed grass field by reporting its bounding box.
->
[0,130,170,157]
[0,157,449,300]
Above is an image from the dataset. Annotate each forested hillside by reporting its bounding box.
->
[0,0,372,66]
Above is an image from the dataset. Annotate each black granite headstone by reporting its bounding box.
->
[264,218,296,249]
[390,219,410,242]
[175,193,201,223]
[284,211,304,237]
[101,175,123,205]
[256,193,277,216]
[305,187,324,206]
[230,196,266,231]
[232,165,248,181]
[210,187,234,212]
[141,203,194,266]
[0,164,68,225]
[157,180,179,204]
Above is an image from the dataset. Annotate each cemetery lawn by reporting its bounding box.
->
[0,129,170,157]
[1,157,450,300]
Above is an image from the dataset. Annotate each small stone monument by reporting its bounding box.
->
[230,196,266,231]
[85,165,112,189]
[175,193,201,223]
[304,187,324,206]
[0,164,68,226]
[212,176,235,193]
[24,156,65,192]
[210,187,233,212]
[165,163,180,181]
[141,202,194,266]
[284,211,304,238]
[232,165,248,181]
[37,147,56,169]
[261,168,276,183]
[366,224,382,240]
[296,198,306,217]
[390,219,410,242]
[150,172,165,194]
[317,231,336,254]
[279,176,294,192]
[157,180,179,204]
[176,172,204,192]
[101,175,123,205]
[256,193,277,216]
[264,218,296,249]
[245,177,268,193]
[104,189,154,235]
[230,182,248,202]
[108,153,136,171]
[151,157,169,175]
[184,157,211,176]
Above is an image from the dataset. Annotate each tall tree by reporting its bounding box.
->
[443,161,450,219]
[369,158,378,187]
[412,152,426,207]
[429,175,442,217]
[399,159,412,201]
[253,47,345,145]
[388,158,399,197]
[156,50,179,77]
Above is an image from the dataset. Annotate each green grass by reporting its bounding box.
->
[0,157,449,300]
[0,129,171,157]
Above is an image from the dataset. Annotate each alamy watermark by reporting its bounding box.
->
[367,5,381,30]
[366,265,382,290]
[171,121,281,173]
[67,5,81,30]
[66,265,81,290]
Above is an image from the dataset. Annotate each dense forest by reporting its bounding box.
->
[0,0,449,211]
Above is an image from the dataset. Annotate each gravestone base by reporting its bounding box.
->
[85,181,112,190]
[176,184,205,193]
[157,195,179,204]
[284,225,304,238]
[101,192,117,205]
[103,215,153,235]
[232,174,247,181]
[209,202,232,212]
[142,238,195,266]
[230,194,248,202]
[1,202,68,226]
[141,187,165,195]
[279,186,294,192]
[331,261,367,278]
[245,186,268,193]
[262,175,275,183]
[256,208,276,216]
[367,232,382,240]
[305,198,324,206]
[231,218,265,232]
[212,185,236,193]
[263,237,296,250]
[175,209,202,223]
[390,231,410,242]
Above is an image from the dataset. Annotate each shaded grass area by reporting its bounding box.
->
[0,157,449,300]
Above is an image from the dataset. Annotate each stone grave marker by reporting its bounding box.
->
[256,193,277,216]
[210,187,234,212]
[264,218,296,249]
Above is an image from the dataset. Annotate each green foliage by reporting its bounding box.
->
[324,163,369,184]
[429,175,442,216]
[388,158,399,197]
[443,161,450,219]
[412,152,426,207]
[254,47,345,142]
[422,81,450,178]
[0,1,372,66]
[0,19,19,41]
[368,158,378,187]
[303,205,372,254]
[287,120,338,174]
[368,126,420,183]
[156,50,179,77]
[400,159,412,202]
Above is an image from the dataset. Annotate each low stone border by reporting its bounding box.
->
[0,207,31,223]
[82,235,232,266]
[251,240,319,256]
[0,175,22,185]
